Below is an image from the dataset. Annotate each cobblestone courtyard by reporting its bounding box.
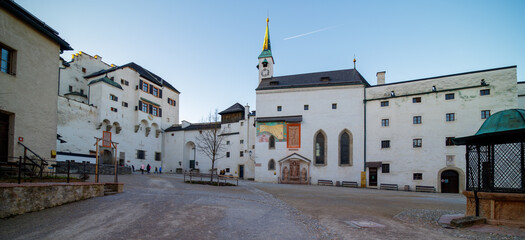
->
[0,174,523,240]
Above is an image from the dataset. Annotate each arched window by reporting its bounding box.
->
[269,135,275,149]
[314,131,326,165]
[339,130,353,166]
[268,159,275,170]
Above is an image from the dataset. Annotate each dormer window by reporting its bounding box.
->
[269,81,279,86]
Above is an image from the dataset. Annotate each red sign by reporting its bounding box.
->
[18,137,23,142]
[102,131,112,147]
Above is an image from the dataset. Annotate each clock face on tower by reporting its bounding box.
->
[261,69,270,77]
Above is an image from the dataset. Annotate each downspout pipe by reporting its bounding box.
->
[363,85,367,172]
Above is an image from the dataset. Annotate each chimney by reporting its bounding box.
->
[376,71,386,85]
[181,120,191,128]
[244,104,250,120]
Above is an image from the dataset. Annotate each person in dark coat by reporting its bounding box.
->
[132,165,135,172]
[147,164,151,174]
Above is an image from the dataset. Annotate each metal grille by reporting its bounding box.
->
[466,142,524,193]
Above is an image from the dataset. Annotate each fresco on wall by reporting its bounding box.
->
[257,122,286,142]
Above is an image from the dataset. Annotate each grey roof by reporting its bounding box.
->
[165,122,220,132]
[256,115,302,122]
[0,0,72,51]
[256,69,369,90]
[88,77,123,90]
[367,65,517,88]
[219,103,245,115]
[85,62,179,93]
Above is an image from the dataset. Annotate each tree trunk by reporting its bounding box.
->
[211,157,215,182]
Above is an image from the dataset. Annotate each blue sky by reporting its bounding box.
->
[16,0,525,123]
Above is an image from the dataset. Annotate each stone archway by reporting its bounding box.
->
[437,167,465,193]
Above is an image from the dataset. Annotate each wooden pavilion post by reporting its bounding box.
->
[95,138,100,183]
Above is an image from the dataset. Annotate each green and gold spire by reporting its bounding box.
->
[259,18,272,58]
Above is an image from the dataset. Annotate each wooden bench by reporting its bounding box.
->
[380,183,398,191]
[341,181,358,188]
[218,175,239,186]
[415,185,436,192]
[317,179,333,186]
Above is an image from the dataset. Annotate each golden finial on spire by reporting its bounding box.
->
[353,55,356,69]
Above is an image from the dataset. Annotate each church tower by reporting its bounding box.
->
[258,18,274,83]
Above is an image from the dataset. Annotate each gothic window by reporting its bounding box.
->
[314,131,326,165]
[268,159,275,170]
[269,135,275,149]
[339,130,353,166]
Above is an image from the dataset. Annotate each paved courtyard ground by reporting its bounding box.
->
[0,174,524,240]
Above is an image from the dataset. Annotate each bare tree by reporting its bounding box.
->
[195,109,226,182]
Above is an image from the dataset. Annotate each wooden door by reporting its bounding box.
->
[0,113,9,162]
[369,167,378,186]
[239,165,244,179]
[441,170,459,193]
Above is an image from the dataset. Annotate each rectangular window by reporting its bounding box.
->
[155,152,161,161]
[480,89,490,96]
[110,107,118,112]
[69,85,73,92]
[240,151,244,157]
[226,141,230,145]
[413,116,422,124]
[481,110,491,119]
[137,150,145,159]
[332,103,337,109]
[226,168,230,173]
[121,79,129,86]
[382,164,390,173]
[226,152,230,158]
[82,67,86,73]
[413,138,422,148]
[80,89,84,95]
[240,140,244,144]
[381,140,390,149]
[380,101,389,107]
[446,137,455,146]
[287,123,301,148]
[152,106,158,116]
[412,97,421,103]
[110,94,118,101]
[304,105,309,110]
[445,93,455,100]
[122,102,128,107]
[240,122,244,126]
[277,106,282,111]
[0,45,15,74]
[142,102,148,113]
[152,87,158,97]
[446,113,455,122]
[142,82,149,92]
[413,173,423,180]
[168,98,176,106]
[381,119,389,127]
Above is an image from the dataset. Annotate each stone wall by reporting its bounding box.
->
[0,183,105,218]
[55,161,131,175]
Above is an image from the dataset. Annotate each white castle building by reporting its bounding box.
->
[57,52,180,170]
[254,18,523,193]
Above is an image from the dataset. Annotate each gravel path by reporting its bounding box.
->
[1,174,524,239]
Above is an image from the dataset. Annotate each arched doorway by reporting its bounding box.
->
[441,170,459,193]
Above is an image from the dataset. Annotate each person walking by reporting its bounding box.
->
[154,167,158,174]
[132,165,135,172]
[159,167,162,174]
[147,164,151,174]
[141,164,145,174]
